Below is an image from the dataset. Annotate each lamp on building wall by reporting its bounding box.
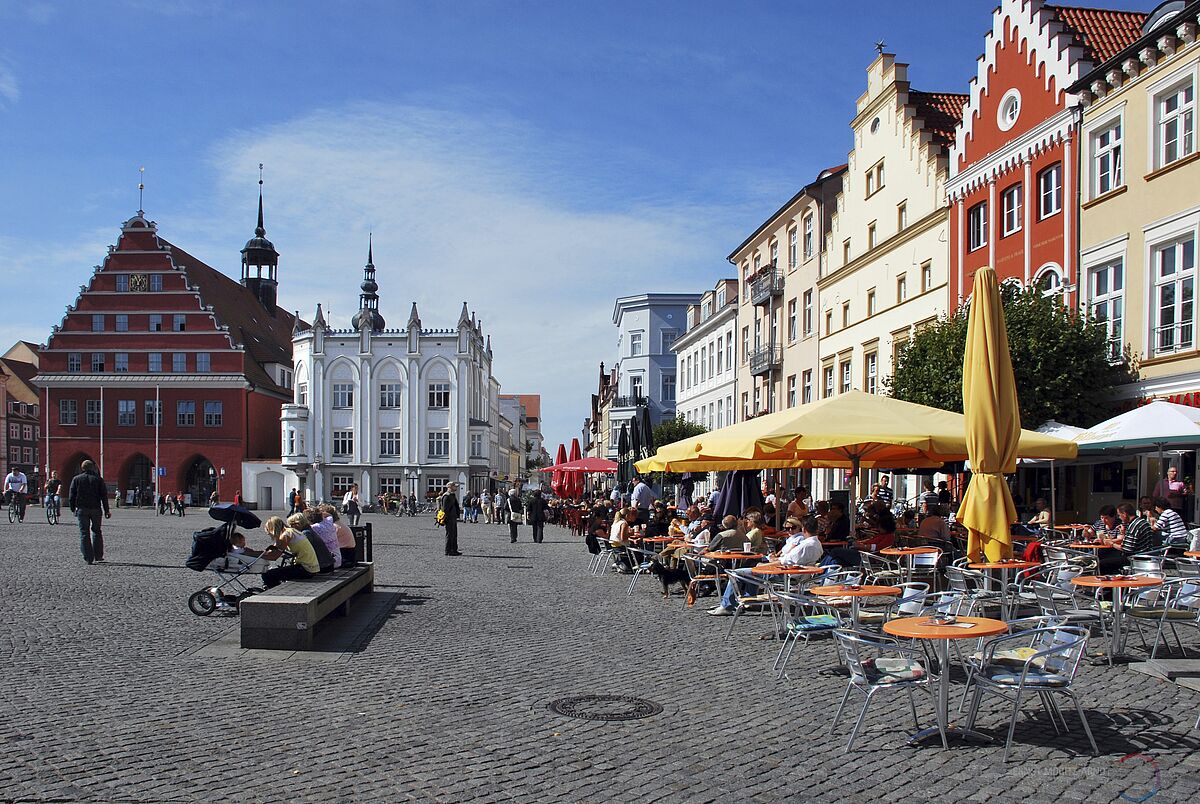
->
[406,467,418,499]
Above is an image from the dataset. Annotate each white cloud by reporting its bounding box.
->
[0,56,19,105]
[164,103,745,447]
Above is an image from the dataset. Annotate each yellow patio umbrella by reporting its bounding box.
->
[959,266,1021,562]
[636,391,1075,474]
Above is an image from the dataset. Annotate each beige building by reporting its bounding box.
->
[729,168,844,420]
[1077,2,1200,404]
[815,53,965,500]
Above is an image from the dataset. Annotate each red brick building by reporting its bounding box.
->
[947,0,1146,305]
[36,199,299,503]
[1,342,44,493]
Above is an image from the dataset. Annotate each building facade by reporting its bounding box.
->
[948,0,1146,307]
[816,53,965,501]
[282,247,500,503]
[609,293,699,459]
[675,279,738,430]
[1077,1,1200,404]
[730,168,844,420]
[35,204,298,506]
[1,342,43,494]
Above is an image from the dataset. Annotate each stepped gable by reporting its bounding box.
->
[1049,4,1149,63]
[909,91,968,148]
[157,238,299,393]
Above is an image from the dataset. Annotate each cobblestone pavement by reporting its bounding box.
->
[1,508,1198,803]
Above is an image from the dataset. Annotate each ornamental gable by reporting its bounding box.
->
[952,0,1147,174]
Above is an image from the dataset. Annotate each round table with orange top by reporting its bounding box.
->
[883,615,1010,747]
[752,563,824,592]
[809,584,900,625]
[1071,574,1163,661]
[968,560,1041,620]
[1185,551,1200,558]
[704,550,765,569]
[882,546,940,584]
[1068,540,1117,550]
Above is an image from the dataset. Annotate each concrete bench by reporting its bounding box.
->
[239,563,375,650]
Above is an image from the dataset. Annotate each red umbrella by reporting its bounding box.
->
[568,439,583,500]
[551,443,567,497]
[538,457,618,473]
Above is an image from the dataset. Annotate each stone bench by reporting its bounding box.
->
[239,563,375,650]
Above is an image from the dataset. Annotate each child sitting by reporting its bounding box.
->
[261,515,320,588]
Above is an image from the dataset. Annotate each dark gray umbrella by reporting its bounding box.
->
[713,470,764,520]
[617,422,632,488]
[640,406,655,461]
[631,416,643,463]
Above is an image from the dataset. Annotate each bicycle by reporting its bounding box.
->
[45,495,60,525]
[7,494,25,524]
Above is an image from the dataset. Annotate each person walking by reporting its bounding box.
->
[342,483,362,526]
[68,460,110,564]
[440,482,462,556]
[506,488,524,543]
[481,490,493,524]
[527,488,547,543]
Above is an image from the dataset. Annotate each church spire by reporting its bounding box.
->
[241,163,279,314]
[351,233,385,332]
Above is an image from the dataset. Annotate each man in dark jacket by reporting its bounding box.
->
[526,490,547,544]
[69,460,110,564]
[440,482,462,556]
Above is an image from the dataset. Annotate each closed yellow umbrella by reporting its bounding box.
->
[959,266,1020,562]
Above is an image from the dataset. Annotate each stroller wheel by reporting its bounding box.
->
[188,590,217,616]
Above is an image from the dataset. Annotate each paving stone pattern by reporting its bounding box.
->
[1,509,1199,802]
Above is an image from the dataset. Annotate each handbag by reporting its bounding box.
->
[510,511,525,525]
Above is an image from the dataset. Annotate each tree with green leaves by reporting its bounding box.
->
[886,284,1138,428]
[652,416,708,449]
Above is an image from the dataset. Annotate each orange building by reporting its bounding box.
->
[947,0,1146,305]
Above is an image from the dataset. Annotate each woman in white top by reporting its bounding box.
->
[609,508,636,573]
[342,484,362,526]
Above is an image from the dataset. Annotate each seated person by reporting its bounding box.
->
[228,532,263,557]
[917,504,950,542]
[707,515,744,551]
[1083,505,1120,541]
[825,501,851,542]
[741,511,767,553]
[667,517,687,540]
[854,506,896,553]
[776,517,823,566]
[813,500,831,538]
[311,505,344,569]
[1098,502,1155,574]
[609,507,637,573]
[1027,498,1051,529]
[260,516,320,588]
[294,511,335,573]
[1151,496,1188,547]
[321,503,358,567]
[786,489,808,521]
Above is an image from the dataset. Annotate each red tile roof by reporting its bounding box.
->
[1048,4,1148,64]
[159,239,300,394]
[909,91,969,148]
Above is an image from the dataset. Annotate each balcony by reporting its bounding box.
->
[749,345,782,376]
[749,269,784,306]
[612,394,647,409]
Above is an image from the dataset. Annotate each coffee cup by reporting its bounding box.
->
[742,541,752,553]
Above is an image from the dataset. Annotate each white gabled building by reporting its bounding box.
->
[281,243,500,503]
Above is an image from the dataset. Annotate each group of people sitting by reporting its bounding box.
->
[248,503,359,589]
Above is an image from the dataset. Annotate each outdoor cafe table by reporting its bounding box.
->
[1054,524,1091,539]
[883,615,1009,748]
[705,551,766,569]
[1070,574,1163,662]
[752,563,824,592]
[968,560,1040,620]
[1069,540,1117,550]
[809,584,901,626]
[881,546,940,584]
[1186,551,1200,558]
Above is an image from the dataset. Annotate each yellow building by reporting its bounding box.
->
[1078,2,1200,406]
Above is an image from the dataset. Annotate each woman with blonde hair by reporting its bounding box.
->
[261,515,319,588]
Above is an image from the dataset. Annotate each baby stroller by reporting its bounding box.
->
[185,503,269,616]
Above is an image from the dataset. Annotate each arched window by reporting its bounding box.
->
[1034,264,1064,299]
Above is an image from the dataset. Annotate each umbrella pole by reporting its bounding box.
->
[850,456,859,539]
[1049,460,1056,530]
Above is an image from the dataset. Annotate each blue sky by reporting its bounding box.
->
[0,0,1157,449]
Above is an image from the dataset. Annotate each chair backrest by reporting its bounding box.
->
[911,550,942,570]
[1030,581,1072,615]
[823,568,863,587]
[1173,557,1200,578]
[1130,555,1166,575]
[1048,564,1083,591]
[1030,625,1090,679]
[1165,577,1200,613]
[860,552,898,579]
[920,591,965,617]
[894,582,931,616]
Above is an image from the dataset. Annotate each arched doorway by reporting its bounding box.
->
[61,452,95,483]
[122,454,154,504]
[184,456,216,504]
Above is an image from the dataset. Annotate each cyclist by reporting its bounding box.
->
[4,465,29,521]
[44,471,62,518]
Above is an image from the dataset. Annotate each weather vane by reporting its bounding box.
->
[138,166,145,214]
[875,40,886,55]
[258,162,264,187]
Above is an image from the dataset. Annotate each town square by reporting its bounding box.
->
[2,0,1200,801]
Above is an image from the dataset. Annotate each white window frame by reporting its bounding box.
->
[629,331,643,357]
[332,383,354,409]
[865,352,878,394]
[1151,235,1196,356]
[968,201,987,251]
[802,290,813,336]
[1091,118,1124,197]
[1152,71,1196,169]
[1038,163,1062,219]
[379,383,403,409]
[428,382,450,409]
[1001,183,1022,236]
[788,228,798,269]
[380,430,404,456]
[802,370,812,405]
[427,431,449,460]
[803,214,814,259]
[332,430,355,457]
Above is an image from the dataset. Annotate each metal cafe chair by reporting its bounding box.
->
[772,589,845,679]
[830,628,936,751]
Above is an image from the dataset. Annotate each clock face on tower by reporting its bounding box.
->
[129,273,149,292]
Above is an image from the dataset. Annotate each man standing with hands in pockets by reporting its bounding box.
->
[69,460,110,564]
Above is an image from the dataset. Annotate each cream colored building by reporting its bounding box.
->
[1078,2,1200,403]
[729,168,844,421]
[815,53,965,501]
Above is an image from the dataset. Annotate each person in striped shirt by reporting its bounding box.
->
[1099,502,1156,574]
[1151,497,1189,547]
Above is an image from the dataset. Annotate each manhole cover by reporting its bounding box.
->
[547,694,663,721]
